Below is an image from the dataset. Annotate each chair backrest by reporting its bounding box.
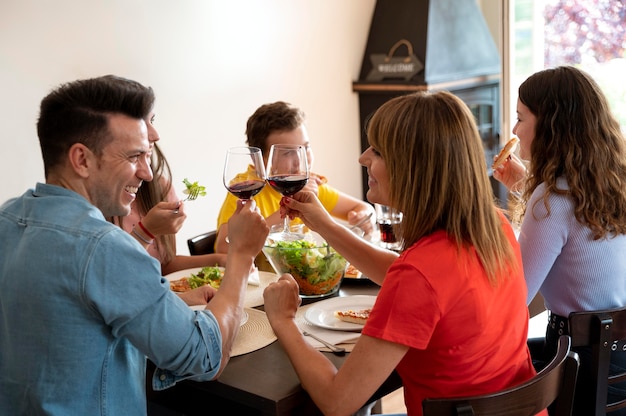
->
[187,230,217,255]
[422,335,579,416]
[568,306,626,415]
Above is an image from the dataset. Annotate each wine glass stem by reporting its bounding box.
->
[283,216,290,234]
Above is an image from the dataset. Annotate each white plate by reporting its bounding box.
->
[304,295,376,331]
[190,305,249,326]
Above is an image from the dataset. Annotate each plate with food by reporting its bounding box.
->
[166,266,225,292]
[304,295,376,331]
[165,267,280,309]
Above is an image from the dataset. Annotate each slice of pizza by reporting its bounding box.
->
[169,277,192,292]
[333,308,371,325]
[344,263,362,279]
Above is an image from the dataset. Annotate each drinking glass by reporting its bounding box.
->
[265,144,309,240]
[223,146,266,201]
[374,203,403,251]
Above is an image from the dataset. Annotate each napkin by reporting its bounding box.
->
[247,267,260,286]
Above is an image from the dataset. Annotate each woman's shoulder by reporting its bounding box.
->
[530,178,573,206]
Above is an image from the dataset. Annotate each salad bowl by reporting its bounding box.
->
[262,231,347,298]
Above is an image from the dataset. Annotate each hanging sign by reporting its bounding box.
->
[366,39,424,82]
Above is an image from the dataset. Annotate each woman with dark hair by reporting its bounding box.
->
[262,91,538,415]
[494,65,626,415]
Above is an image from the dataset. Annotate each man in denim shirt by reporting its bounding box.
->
[0,76,269,415]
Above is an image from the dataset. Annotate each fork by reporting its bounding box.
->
[302,331,346,355]
[173,188,201,214]
[183,187,201,201]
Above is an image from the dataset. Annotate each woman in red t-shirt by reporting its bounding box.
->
[263,90,542,416]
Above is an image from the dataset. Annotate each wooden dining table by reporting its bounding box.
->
[146,277,402,416]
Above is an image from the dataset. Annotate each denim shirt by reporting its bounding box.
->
[0,184,223,415]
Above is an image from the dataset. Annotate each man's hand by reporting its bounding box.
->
[227,199,269,257]
[177,285,218,306]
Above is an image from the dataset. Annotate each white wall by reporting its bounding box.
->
[0,0,498,254]
[0,0,376,253]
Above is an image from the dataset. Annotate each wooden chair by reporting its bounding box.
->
[422,335,579,416]
[568,306,626,415]
[187,230,217,255]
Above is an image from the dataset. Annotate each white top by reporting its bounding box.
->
[519,178,626,316]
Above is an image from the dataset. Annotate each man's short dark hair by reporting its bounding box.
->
[37,75,155,177]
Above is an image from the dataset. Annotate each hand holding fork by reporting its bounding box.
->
[174,178,206,213]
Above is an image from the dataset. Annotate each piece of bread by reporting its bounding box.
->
[334,308,371,325]
[492,137,520,170]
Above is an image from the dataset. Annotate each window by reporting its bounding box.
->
[504,0,626,134]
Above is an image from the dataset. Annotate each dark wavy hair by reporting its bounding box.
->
[519,66,626,239]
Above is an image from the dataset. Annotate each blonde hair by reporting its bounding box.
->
[367,91,517,284]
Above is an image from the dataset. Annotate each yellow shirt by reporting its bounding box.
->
[216,173,340,229]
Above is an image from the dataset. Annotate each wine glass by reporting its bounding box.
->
[223,146,266,201]
[265,144,309,239]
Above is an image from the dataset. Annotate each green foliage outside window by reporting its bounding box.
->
[513,0,626,128]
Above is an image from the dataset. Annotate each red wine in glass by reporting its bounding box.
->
[374,203,403,250]
[266,144,309,239]
[223,146,266,201]
[267,175,308,196]
[378,221,396,244]
[226,179,266,200]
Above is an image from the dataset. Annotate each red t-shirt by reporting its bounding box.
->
[362,219,544,415]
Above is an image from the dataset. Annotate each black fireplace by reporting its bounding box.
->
[353,0,506,206]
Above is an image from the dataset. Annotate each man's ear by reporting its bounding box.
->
[67,143,95,178]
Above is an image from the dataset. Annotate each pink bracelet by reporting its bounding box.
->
[137,221,155,239]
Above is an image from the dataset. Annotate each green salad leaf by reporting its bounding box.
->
[188,265,223,289]
[182,178,207,198]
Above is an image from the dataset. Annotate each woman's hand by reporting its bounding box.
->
[141,200,187,236]
[280,191,334,232]
[263,274,302,324]
[492,153,527,193]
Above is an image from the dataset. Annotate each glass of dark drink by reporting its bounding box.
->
[374,203,403,251]
[266,144,309,240]
[223,146,266,201]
